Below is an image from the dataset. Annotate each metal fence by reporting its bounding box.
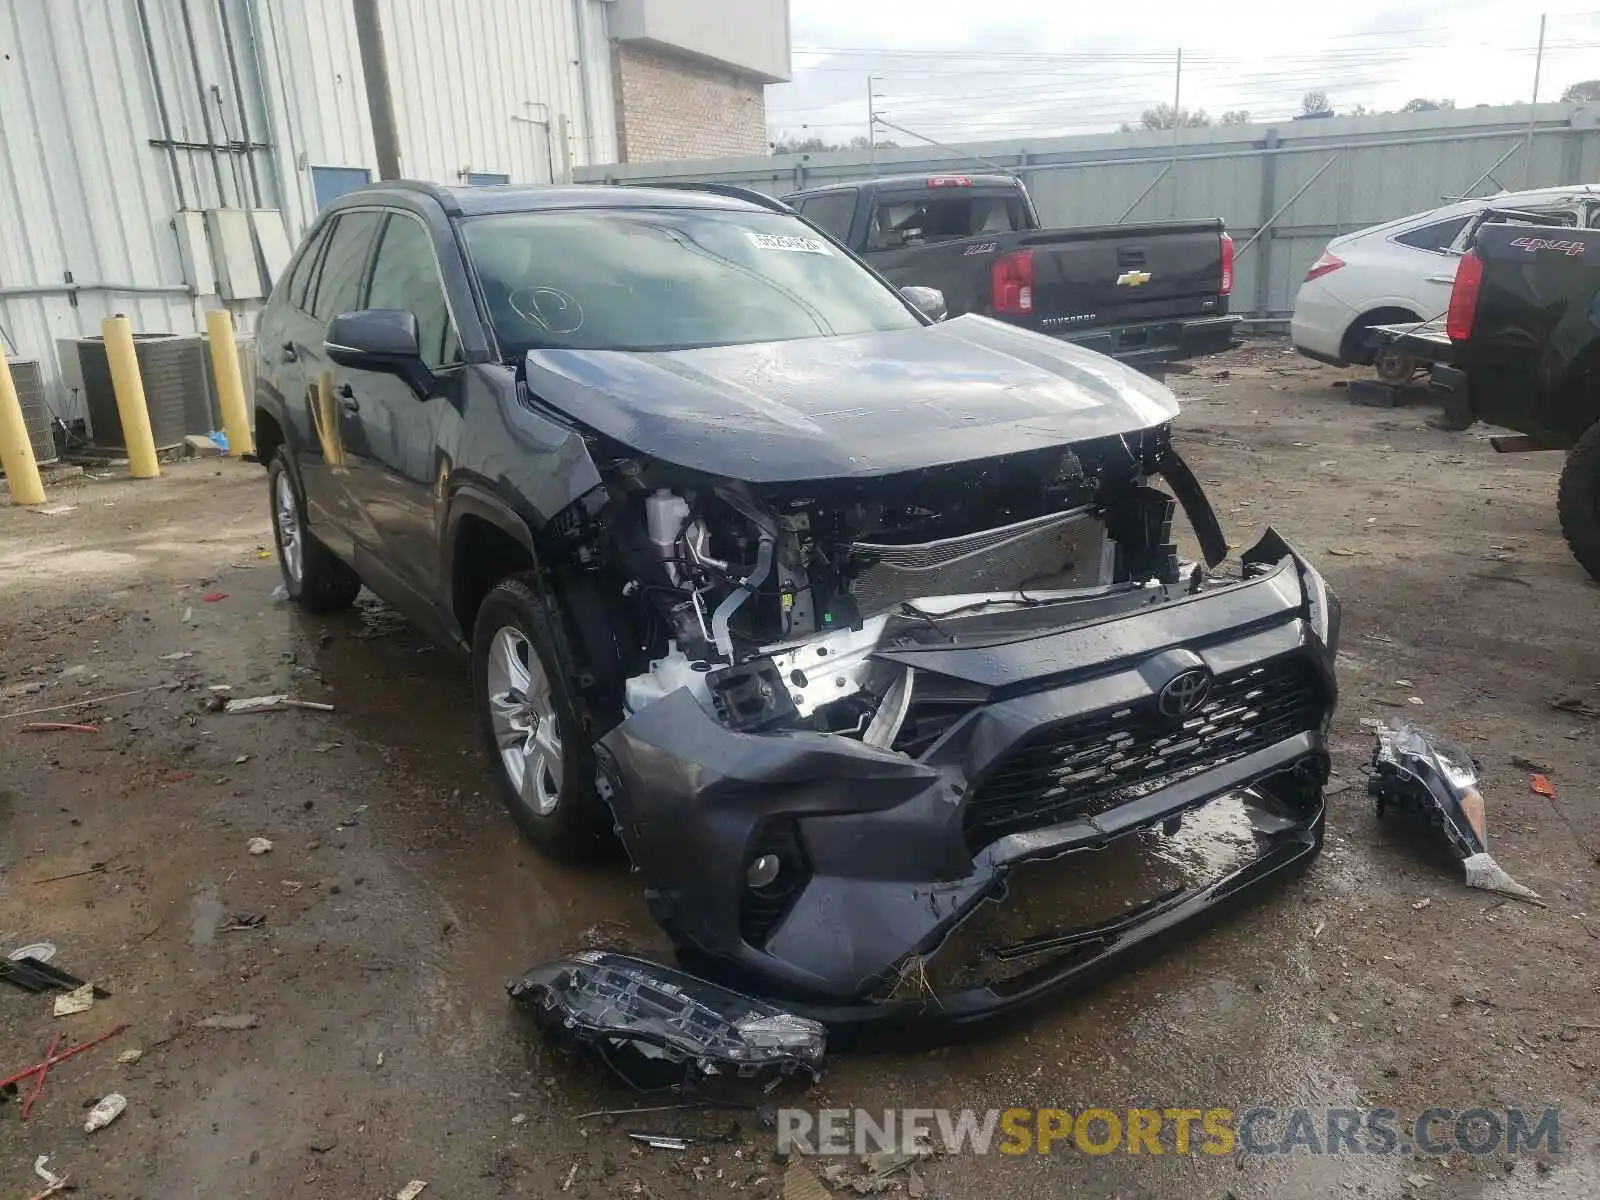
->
[578,103,1600,319]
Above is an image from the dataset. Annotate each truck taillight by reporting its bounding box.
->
[1446,251,1484,343]
[1220,232,1235,296]
[927,175,972,187]
[1304,251,1344,282]
[992,250,1034,315]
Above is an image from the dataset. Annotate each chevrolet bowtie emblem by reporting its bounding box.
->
[1116,269,1152,287]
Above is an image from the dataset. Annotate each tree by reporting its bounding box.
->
[1400,97,1455,112]
[1139,103,1211,130]
[1219,109,1252,125]
[1301,90,1332,116]
[1561,79,1600,102]
[1348,103,1375,117]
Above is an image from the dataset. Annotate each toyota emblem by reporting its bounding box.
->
[1158,667,1213,719]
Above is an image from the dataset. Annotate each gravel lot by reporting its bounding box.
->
[2,343,1597,1199]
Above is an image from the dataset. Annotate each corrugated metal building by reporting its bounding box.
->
[0,0,789,433]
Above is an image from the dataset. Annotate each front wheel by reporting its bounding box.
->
[1557,423,1600,583]
[269,452,361,613]
[472,574,611,859]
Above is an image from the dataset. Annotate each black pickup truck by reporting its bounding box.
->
[784,173,1240,370]
[1432,222,1600,578]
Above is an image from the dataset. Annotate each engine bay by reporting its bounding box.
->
[542,424,1208,745]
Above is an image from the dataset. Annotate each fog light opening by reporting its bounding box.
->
[747,853,783,891]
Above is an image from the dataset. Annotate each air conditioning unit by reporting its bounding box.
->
[6,357,59,466]
[73,333,212,450]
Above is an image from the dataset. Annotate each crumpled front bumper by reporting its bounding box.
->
[596,530,1338,1042]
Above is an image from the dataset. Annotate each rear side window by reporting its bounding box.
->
[310,211,382,322]
[366,214,462,370]
[1393,216,1470,253]
[798,193,856,242]
[867,193,1027,249]
[283,226,330,311]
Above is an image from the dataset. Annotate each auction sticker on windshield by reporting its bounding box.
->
[748,231,832,254]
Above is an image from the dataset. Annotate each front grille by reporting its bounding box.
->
[963,656,1325,851]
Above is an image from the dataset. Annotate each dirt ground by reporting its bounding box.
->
[2,343,1598,1199]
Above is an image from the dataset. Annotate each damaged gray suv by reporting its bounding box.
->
[254,181,1339,1048]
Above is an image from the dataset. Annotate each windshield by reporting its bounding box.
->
[461,207,923,353]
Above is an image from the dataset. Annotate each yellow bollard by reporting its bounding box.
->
[0,352,47,505]
[101,315,160,478]
[204,308,254,457]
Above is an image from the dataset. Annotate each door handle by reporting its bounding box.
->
[281,340,299,362]
[338,383,359,414]
[1426,276,1456,284]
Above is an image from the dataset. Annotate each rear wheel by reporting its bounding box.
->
[473,574,611,859]
[269,452,361,613]
[1557,423,1600,583]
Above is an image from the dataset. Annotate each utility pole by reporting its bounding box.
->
[1170,47,1183,216]
[1523,14,1547,187]
[868,75,877,177]
[352,0,402,180]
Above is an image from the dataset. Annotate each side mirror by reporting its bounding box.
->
[325,310,431,394]
[901,286,948,323]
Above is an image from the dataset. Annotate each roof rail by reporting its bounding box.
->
[628,181,794,214]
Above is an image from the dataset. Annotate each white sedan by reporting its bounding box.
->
[1291,185,1600,383]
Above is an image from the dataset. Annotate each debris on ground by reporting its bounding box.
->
[247,837,273,856]
[20,722,99,733]
[1370,723,1542,904]
[395,1183,428,1200]
[1530,774,1555,798]
[783,1162,834,1200]
[1549,694,1600,719]
[224,912,266,931]
[29,503,77,517]
[28,1155,69,1199]
[1,954,95,997]
[561,1163,579,1192]
[159,651,195,661]
[3,1024,128,1112]
[225,694,335,714]
[84,1092,127,1132]
[1510,754,1549,772]
[629,1132,693,1151]
[7,943,57,964]
[202,591,228,603]
[116,1048,143,1064]
[1412,897,1432,911]
[53,983,95,1016]
[508,952,826,1091]
[19,1032,61,1118]
[196,1012,261,1030]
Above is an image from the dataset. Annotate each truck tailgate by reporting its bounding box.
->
[1023,220,1228,327]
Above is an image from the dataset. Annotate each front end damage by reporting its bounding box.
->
[513,420,1339,1051]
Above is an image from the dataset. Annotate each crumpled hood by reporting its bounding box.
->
[522,314,1179,483]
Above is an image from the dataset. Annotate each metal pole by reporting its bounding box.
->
[205,308,253,457]
[101,316,161,480]
[352,0,403,180]
[1170,48,1182,216]
[177,0,231,205]
[133,0,187,210]
[1523,13,1547,187]
[868,75,877,177]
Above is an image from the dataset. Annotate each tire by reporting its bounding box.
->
[1557,422,1600,583]
[473,573,611,859]
[269,451,362,613]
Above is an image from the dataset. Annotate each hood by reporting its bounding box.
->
[521,315,1178,483]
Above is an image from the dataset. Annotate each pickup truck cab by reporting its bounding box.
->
[785,173,1239,370]
[1433,222,1600,579]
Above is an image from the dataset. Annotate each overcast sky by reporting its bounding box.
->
[767,1,1600,146]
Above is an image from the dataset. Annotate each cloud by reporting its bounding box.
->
[767,0,1600,146]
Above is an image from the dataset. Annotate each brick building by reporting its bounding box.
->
[608,0,792,163]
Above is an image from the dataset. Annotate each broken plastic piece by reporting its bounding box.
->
[1530,774,1555,798]
[508,951,826,1090]
[247,837,273,856]
[1368,723,1539,901]
[395,1182,428,1200]
[53,983,95,1017]
[30,1155,69,1200]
